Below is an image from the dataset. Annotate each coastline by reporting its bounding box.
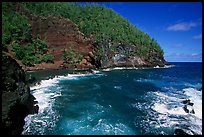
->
[25,64,175,87]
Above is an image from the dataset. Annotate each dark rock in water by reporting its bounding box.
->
[182,99,190,104]
[183,105,189,113]
[183,104,195,114]
[174,129,189,135]
[190,109,195,114]
[2,54,39,135]
[27,75,37,84]
[188,102,194,106]
[197,86,202,91]
[182,99,194,106]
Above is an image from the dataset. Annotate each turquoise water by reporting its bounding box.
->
[22,63,202,135]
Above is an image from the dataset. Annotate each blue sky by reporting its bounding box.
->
[77,2,202,62]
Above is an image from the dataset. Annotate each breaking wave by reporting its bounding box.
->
[22,72,105,135]
[132,86,202,135]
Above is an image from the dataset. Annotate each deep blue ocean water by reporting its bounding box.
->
[22,62,202,135]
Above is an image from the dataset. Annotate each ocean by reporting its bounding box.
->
[22,62,202,135]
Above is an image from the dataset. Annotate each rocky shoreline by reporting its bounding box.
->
[2,54,39,135]
[25,63,173,87]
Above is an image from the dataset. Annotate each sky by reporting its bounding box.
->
[78,2,202,62]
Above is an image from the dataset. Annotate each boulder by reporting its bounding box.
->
[80,59,87,65]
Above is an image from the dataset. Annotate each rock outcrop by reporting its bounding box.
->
[93,42,167,69]
[2,53,39,135]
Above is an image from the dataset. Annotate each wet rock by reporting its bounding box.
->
[190,109,195,114]
[183,104,195,114]
[175,129,189,135]
[182,99,194,106]
[27,75,37,84]
[183,105,189,113]
[2,54,39,135]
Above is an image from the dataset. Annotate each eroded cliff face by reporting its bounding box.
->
[93,42,167,69]
[2,53,39,135]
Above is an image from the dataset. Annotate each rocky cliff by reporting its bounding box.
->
[2,53,39,135]
[93,42,167,69]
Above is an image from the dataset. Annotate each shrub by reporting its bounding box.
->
[21,54,41,66]
[62,47,83,65]
[33,56,41,64]
[136,48,148,56]
[12,42,25,60]
[21,55,33,66]
[2,34,11,46]
[43,54,54,63]
[32,35,47,55]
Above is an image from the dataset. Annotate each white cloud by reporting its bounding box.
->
[173,43,183,48]
[165,52,201,58]
[167,22,197,31]
[191,53,201,57]
[193,34,202,39]
[191,53,198,56]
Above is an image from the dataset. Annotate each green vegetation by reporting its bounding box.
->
[11,36,53,66]
[2,2,165,67]
[43,54,54,63]
[62,47,83,65]
[22,2,164,56]
[2,3,54,66]
[2,3,32,43]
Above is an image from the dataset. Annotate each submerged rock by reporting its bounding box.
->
[2,54,39,135]
[174,129,189,135]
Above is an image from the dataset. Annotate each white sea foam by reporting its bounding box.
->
[153,65,160,68]
[153,65,175,69]
[134,78,153,83]
[183,88,202,119]
[31,72,105,90]
[23,89,60,134]
[102,65,174,72]
[30,78,59,90]
[102,67,138,71]
[149,87,202,135]
[23,72,105,135]
[152,103,187,115]
[164,65,175,68]
[91,69,100,74]
[152,88,202,119]
[114,86,122,90]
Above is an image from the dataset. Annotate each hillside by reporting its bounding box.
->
[2,2,167,70]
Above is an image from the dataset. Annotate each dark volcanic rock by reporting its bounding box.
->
[2,54,39,135]
[183,105,189,113]
[182,99,194,106]
[96,42,167,68]
[174,129,189,135]
[27,75,37,84]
